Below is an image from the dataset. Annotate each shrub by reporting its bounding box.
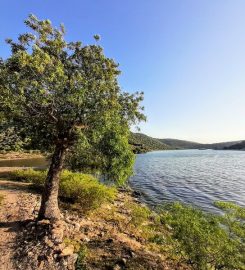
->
[160,202,245,270]
[9,169,116,212]
[59,170,116,212]
[10,169,46,186]
[126,202,151,227]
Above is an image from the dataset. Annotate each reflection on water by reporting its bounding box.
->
[0,158,48,169]
[129,149,245,212]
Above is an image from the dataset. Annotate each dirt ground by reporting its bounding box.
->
[0,180,38,270]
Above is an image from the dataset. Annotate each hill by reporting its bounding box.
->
[129,133,170,153]
[160,138,242,150]
[159,139,202,149]
[224,140,245,150]
[130,133,244,152]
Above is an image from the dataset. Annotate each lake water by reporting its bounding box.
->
[129,149,245,212]
[0,158,48,169]
[1,150,244,212]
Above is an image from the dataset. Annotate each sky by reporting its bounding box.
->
[0,0,245,143]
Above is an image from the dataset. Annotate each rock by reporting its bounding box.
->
[60,245,74,257]
[132,190,141,197]
[74,222,81,231]
[113,265,121,270]
[67,253,78,268]
[98,232,104,237]
[116,258,127,267]
[27,251,34,256]
[37,219,50,225]
[44,237,54,248]
[51,227,64,244]
[106,238,114,243]
[26,221,36,228]
[53,220,63,228]
[121,258,127,266]
[38,260,44,269]
[53,243,65,252]
[128,250,135,258]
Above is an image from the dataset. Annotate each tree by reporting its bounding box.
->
[66,119,135,185]
[0,15,145,221]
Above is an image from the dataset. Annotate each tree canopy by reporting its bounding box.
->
[0,15,145,220]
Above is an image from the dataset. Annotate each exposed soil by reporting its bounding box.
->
[0,180,37,270]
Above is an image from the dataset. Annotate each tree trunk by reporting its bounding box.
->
[38,143,66,221]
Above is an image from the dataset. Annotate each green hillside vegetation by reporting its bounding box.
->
[160,138,243,150]
[159,138,202,149]
[224,140,245,150]
[129,132,170,153]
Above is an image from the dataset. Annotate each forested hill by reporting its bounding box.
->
[159,139,242,150]
[224,141,245,150]
[130,133,243,152]
[159,139,202,149]
[129,133,170,153]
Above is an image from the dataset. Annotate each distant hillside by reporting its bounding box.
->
[159,139,202,149]
[130,133,244,153]
[160,138,242,150]
[224,141,245,150]
[129,133,170,153]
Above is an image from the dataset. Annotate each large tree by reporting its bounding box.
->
[0,15,145,221]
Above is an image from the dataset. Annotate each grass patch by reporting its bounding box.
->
[9,169,117,213]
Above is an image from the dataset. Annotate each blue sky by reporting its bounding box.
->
[1,1,245,143]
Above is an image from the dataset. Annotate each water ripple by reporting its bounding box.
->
[129,150,245,212]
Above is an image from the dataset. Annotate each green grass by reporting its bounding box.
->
[9,169,117,213]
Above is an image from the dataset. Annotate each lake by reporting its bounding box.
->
[1,150,244,212]
[129,149,245,212]
[0,158,48,169]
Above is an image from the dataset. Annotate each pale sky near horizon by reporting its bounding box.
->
[0,1,245,143]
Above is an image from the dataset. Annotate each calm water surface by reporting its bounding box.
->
[129,149,245,212]
[0,158,48,169]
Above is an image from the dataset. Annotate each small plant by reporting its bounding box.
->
[76,244,88,270]
[63,238,81,253]
[127,202,151,227]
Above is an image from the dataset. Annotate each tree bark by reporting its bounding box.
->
[38,143,66,221]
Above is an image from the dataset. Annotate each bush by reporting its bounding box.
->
[160,202,245,270]
[10,169,116,212]
[11,169,46,186]
[59,170,116,212]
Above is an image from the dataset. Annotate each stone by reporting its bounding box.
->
[113,265,121,270]
[44,237,54,248]
[37,219,50,225]
[51,227,64,244]
[60,245,74,257]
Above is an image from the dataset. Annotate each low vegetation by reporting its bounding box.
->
[129,132,170,153]
[9,169,116,213]
[159,202,245,270]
